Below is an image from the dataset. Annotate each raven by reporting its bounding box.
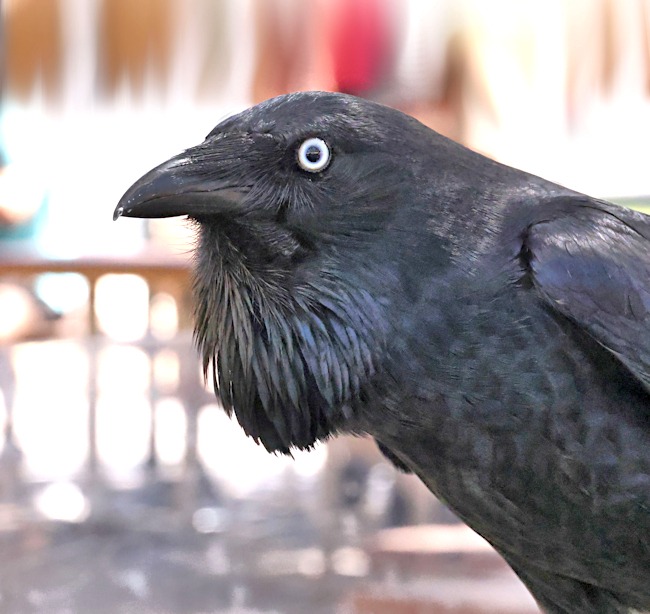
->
[115,92,650,613]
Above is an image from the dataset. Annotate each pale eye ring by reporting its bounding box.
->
[297,137,331,173]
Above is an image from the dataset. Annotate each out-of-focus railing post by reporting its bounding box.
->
[86,272,100,480]
[0,345,22,502]
[175,340,204,526]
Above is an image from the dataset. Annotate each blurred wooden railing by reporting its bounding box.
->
[0,245,199,480]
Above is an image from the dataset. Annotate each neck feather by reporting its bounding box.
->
[192,233,386,453]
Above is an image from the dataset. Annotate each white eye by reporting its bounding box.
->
[297,137,330,173]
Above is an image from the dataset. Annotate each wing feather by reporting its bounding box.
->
[524,200,650,392]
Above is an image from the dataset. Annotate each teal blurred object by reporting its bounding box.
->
[0,198,48,241]
[0,137,48,242]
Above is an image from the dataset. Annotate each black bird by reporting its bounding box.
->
[115,92,650,613]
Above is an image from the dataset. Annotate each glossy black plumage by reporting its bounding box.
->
[115,92,650,613]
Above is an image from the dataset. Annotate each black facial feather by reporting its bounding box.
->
[116,91,650,613]
[191,211,392,452]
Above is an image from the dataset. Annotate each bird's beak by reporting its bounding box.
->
[113,146,247,221]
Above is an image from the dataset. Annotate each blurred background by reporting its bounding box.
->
[0,1,649,612]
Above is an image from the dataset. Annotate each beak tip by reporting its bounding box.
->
[112,205,124,221]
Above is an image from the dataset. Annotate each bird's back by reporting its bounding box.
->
[367,245,650,613]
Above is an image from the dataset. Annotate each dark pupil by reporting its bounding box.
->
[305,145,322,163]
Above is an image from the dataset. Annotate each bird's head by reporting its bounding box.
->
[115,91,451,453]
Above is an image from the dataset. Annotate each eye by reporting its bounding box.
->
[297,137,331,173]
